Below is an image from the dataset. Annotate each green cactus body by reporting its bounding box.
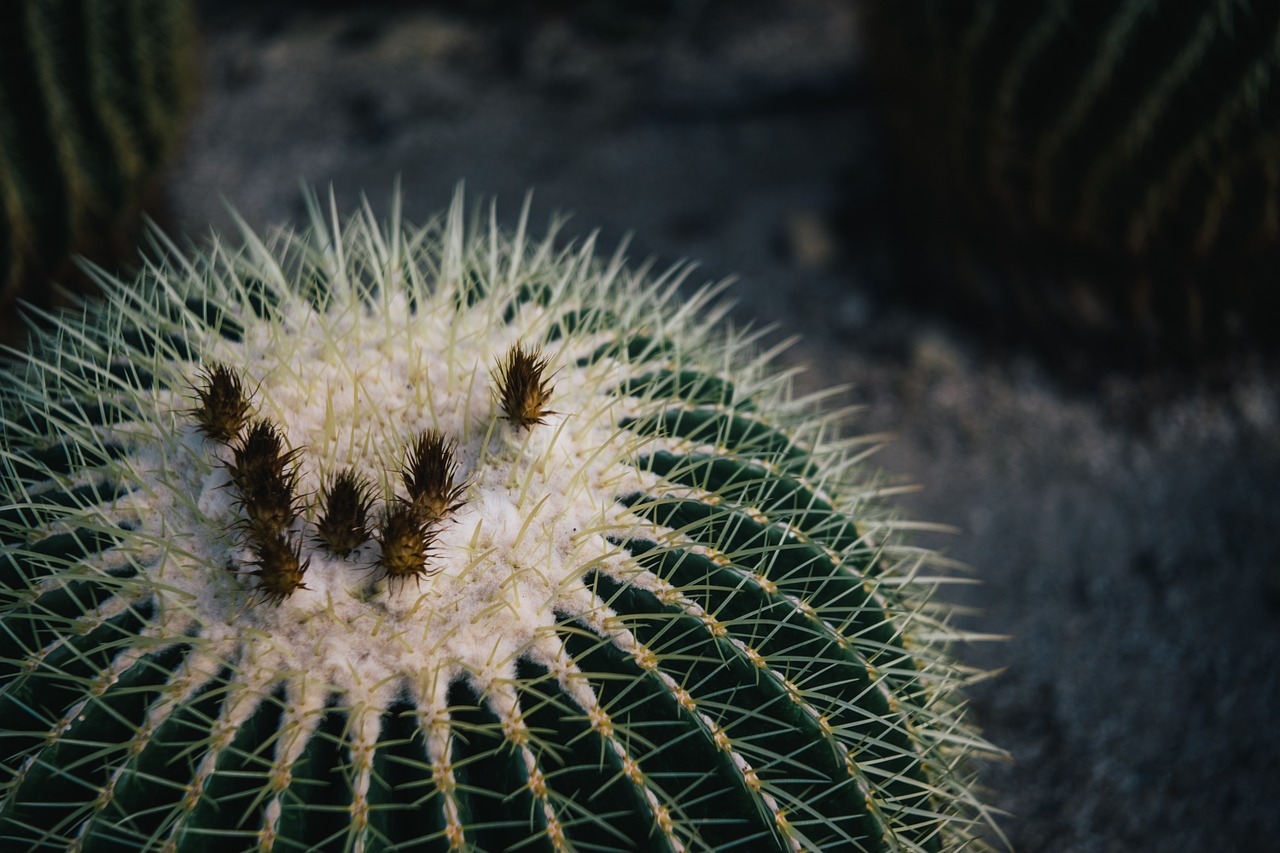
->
[0,194,998,851]
[0,0,197,342]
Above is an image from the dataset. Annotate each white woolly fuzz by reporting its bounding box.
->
[90,198,695,714]
[124,287,638,699]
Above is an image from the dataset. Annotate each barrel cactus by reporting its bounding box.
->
[0,193,999,851]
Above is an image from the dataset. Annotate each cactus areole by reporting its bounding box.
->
[0,193,999,851]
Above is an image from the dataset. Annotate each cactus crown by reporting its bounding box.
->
[0,191,1001,851]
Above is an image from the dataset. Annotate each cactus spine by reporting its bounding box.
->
[0,192,1000,851]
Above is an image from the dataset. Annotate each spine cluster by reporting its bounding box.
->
[186,342,554,603]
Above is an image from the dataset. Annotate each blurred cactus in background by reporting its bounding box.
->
[0,0,198,345]
[859,0,1280,371]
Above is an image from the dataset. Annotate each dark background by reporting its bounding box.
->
[156,2,1280,850]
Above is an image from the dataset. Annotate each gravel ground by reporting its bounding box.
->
[169,3,1280,850]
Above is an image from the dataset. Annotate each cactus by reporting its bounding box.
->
[0,0,198,344]
[0,192,1000,851]
[859,0,1280,362]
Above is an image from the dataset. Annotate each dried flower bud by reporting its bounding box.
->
[376,503,436,588]
[191,363,251,443]
[401,430,466,523]
[316,468,375,556]
[495,343,554,428]
[227,418,300,533]
[242,529,308,605]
